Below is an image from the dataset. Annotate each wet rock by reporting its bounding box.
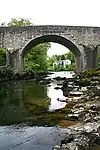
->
[62,81,68,88]
[68,114,79,121]
[62,78,74,88]
[94,115,100,121]
[90,106,97,111]
[95,137,100,145]
[14,73,21,80]
[61,87,73,97]
[61,77,67,80]
[57,98,68,102]
[66,97,73,102]
[80,87,87,92]
[84,113,94,123]
[90,81,99,86]
[53,121,100,150]
[61,142,77,150]
[71,107,84,114]
[90,103,100,111]
[53,76,65,81]
[73,103,85,109]
[68,82,74,86]
[60,135,74,146]
[78,79,91,86]
[69,91,83,97]
[93,89,100,97]
[62,90,69,97]
[53,69,100,150]
[54,87,61,90]
[53,145,61,150]
[39,79,51,85]
[57,83,63,86]
[61,86,73,97]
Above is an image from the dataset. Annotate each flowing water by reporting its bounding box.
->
[0,71,74,150]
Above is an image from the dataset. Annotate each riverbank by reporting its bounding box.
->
[0,66,53,83]
[53,69,100,150]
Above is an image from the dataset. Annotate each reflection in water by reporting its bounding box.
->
[0,71,74,150]
[0,80,67,126]
[0,81,48,125]
[0,71,74,126]
[47,83,66,111]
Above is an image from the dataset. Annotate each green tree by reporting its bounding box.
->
[0,48,6,66]
[47,55,56,71]
[65,51,75,70]
[61,54,66,60]
[65,51,75,63]
[7,18,33,26]
[54,55,61,61]
[25,43,50,71]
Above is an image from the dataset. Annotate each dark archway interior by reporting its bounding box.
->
[21,35,81,57]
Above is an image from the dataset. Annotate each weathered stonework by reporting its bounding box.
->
[0,25,100,73]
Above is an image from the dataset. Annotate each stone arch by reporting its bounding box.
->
[21,35,81,57]
[12,35,84,73]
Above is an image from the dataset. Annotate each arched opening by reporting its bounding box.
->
[21,35,81,57]
[20,35,82,73]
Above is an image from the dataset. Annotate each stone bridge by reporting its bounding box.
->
[0,25,100,73]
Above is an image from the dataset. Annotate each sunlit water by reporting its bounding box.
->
[0,71,74,150]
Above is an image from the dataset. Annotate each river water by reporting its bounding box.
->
[0,71,74,150]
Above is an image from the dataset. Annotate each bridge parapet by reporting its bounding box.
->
[0,25,100,51]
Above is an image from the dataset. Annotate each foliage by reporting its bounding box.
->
[52,54,66,61]
[52,64,75,71]
[66,63,75,71]
[47,56,56,71]
[47,51,75,71]
[0,66,13,80]
[65,51,75,63]
[7,18,33,26]
[0,48,13,81]
[24,43,50,71]
[0,48,6,66]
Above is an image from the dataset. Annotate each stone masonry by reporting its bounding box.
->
[0,25,100,73]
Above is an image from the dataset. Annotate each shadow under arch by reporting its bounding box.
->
[21,35,81,57]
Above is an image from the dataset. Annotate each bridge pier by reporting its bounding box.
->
[96,46,100,67]
[75,55,85,72]
[13,54,24,74]
[82,45,98,70]
[6,50,11,66]
[6,49,24,74]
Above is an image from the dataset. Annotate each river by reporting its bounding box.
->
[0,71,74,150]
